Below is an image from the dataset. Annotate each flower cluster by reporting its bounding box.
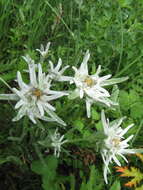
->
[101,110,137,183]
[0,41,140,184]
[70,50,128,117]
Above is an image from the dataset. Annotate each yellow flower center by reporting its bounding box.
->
[84,77,94,87]
[112,138,121,147]
[32,88,42,98]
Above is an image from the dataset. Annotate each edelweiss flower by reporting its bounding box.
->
[36,42,50,58]
[50,128,67,157]
[49,58,72,82]
[0,63,67,125]
[70,50,128,117]
[101,110,137,184]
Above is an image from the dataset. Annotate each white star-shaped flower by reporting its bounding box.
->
[70,50,128,117]
[36,42,50,58]
[101,110,138,184]
[49,58,72,82]
[50,128,67,157]
[0,63,67,125]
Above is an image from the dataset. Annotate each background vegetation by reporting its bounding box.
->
[0,0,143,189]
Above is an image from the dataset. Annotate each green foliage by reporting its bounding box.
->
[135,185,143,190]
[109,180,121,190]
[79,165,104,190]
[1,0,143,190]
[31,156,59,190]
[119,89,143,121]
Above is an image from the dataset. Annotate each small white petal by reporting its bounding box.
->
[58,76,73,82]
[79,50,90,75]
[45,108,66,126]
[29,63,37,86]
[44,102,55,111]
[17,71,28,89]
[118,153,128,163]
[86,98,92,118]
[60,65,70,74]
[55,58,62,71]
[38,63,43,85]
[29,114,37,124]
[79,89,84,99]
[101,110,109,134]
[99,74,112,83]
[113,155,121,166]
[120,124,134,137]
[15,99,24,109]
[37,101,44,116]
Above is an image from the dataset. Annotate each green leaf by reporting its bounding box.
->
[103,77,129,86]
[129,90,140,105]
[69,174,76,190]
[95,121,103,131]
[80,165,104,190]
[31,156,58,175]
[74,119,84,132]
[83,130,91,138]
[119,90,130,111]
[110,85,119,102]
[118,0,132,7]
[109,180,121,190]
[130,103,143,119]
[135,185,143,190]
[31,156,58,190]
[0,158,8,165]
[91,109,100,121]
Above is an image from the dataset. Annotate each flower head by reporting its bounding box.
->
[50,128,67,157]
[100,110,137,184]
[71,50,128,118]
[36,42,50,58]
[49,58,72,82]
[12,63,67,125]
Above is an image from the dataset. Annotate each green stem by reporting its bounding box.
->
[46,1,75,39]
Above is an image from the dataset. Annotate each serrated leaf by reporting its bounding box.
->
[116,166,143,187]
